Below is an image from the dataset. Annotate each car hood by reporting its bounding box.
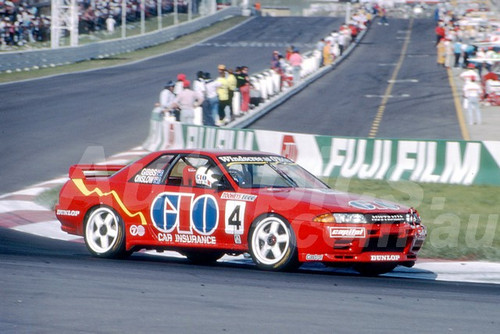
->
[250,187,409,216]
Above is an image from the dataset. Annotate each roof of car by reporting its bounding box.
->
[156,149,277,156]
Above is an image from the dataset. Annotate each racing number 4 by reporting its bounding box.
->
[225,201,245,235]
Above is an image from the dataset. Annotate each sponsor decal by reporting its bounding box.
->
[73,179,147,225]
[129,225,145,237]
[221,192,257,202]
[157,232,216,245]
[305,254,324,261]
[175,234,216,245]
[56,209,80,217]
[348,200,400,211]
[134,168,164,184]
[320,138,482,185]
[370,255,401,262]
[369,214,405,223]
[218,155,290,164]
[184,126,255,150]
[329,227,366,238]
[281,135,298,161]
[195,172,213,187]
[181,125,500,185]
[234,234,242,244]
[151,192,219,236]
[158,233,173,242]
[225,201,245,235]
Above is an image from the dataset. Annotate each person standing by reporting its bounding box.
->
[227,68,237,118]
[436,38,446,67]
[159,80,176,119]
[174,73,186,95]
[271,50,280,70]
[337,30,348,56]
[216,64,230,125]
[444,39,453,68]
[193,70,209,125]
[453,40,462,68]
[236,66,251,113]
[171,80,204,124]
[288,48,303,85]
[323,40,333,66]
[435,22,445,45]
[316,39,325,67]
[204,72,221,126]
[463,77,483,125]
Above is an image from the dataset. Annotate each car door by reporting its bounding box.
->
[149,154,247,251]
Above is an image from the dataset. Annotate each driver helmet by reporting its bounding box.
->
[195,166,220,188]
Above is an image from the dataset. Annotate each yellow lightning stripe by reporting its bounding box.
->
[73,178,148,226]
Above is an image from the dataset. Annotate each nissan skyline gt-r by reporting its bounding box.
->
[55,149,427,275]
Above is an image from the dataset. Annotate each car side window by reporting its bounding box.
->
[130,154,175,184]
[167,155,227,189]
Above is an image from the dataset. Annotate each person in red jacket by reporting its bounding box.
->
[435,23,445,45]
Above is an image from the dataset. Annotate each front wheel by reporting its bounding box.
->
[249,215,299,271]
[84,206,127,258]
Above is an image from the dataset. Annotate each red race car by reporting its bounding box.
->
[56,149,426,275]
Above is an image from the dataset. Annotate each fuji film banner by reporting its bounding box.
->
[149,123,500,186]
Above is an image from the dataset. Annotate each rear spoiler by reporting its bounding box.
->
[69,164,126,179]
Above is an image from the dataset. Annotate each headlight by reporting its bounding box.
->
[313,213,367,224]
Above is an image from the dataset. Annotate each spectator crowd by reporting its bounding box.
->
[153,3,373,127]
[157,64,253,127]
[0,0,194,49]
[433,2,500,124]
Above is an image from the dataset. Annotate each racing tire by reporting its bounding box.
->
[84,206,128,258]
[249,214,299,271]
[184,251,225,265]
[354,263,398,276]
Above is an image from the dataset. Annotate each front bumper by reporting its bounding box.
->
[296,221,427,264]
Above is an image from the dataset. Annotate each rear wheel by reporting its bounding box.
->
[84,206,127,258]
[249,215,299,271]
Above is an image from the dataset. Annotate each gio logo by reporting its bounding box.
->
[151,192,219,235]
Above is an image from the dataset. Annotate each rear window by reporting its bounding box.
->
[131,154,175,184]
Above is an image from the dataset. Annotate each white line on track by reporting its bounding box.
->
[12,220,82,241]
[0,187,49,199]
[0,200,48,213]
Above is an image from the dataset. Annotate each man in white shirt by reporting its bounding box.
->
[158,80,176,120]
[463,77,483,125]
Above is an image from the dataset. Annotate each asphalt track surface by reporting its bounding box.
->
[1,16,499,333]
[251,18,463,139]
[1,227,499,333]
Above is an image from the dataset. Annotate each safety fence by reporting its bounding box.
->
[143,122,500,186]
[0,7,241,73]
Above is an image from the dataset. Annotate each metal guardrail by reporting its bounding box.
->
[0,7,241,73]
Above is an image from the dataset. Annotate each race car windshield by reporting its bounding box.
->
[222,160,329,189]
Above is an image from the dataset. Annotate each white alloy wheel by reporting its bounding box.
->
[84,207,125,257]
[249,215,298,271]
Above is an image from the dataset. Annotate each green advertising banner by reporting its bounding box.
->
[153,123,500,186]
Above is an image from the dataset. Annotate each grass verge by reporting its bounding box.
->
[36,178,500,262]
